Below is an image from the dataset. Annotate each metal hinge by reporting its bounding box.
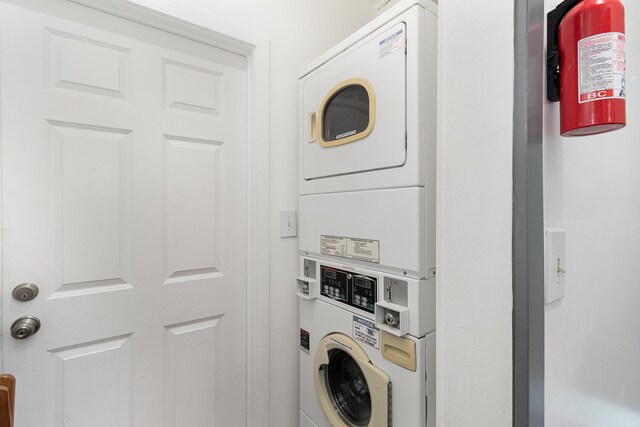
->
[388,381,393,427]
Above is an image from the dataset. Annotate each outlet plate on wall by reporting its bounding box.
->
[545,229,566,304]
[280,209,297,238]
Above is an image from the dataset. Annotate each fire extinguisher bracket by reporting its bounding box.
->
[547,0,583,102]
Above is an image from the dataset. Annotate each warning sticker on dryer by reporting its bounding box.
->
[353,316,380,349]
[379,28,404,58]
[321,235,380,263]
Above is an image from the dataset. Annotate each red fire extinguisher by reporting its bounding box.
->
[547,0,626,136]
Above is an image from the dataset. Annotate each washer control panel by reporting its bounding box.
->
[320,266,348,302]
[320,265,377,313]
[352,275,376,312]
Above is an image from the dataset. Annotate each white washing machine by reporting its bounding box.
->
[298,256,436,427]
[298,0,438,279]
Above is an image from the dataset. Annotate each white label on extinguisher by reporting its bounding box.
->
[578,32,626,103]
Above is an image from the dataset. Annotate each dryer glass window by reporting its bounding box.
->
[325,349,372,426]
[321,82,373,145]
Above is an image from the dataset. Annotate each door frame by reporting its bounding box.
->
[0,1,271,425]
[513,0,545,425]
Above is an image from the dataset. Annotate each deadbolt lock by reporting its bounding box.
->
[12,283,39,302]
[11,316,41,340]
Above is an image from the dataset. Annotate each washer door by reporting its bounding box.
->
[314,333,390,427]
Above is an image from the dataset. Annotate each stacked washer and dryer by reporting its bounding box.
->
[297,1,438,426]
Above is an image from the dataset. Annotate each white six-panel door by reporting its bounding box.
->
[0,0,248,425]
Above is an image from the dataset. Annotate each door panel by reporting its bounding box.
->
[50,335,132,427]
[47,28,132,101]
[163,59,223,116]
[51,121,132,289]
[0,1,248,426]
[164,135,223,282]
[163,316,221,427]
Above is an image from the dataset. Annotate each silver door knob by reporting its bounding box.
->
[11,316,41,340]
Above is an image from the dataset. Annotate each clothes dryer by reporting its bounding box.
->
[298,0,438,278]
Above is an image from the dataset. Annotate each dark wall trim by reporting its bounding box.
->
[513,0,545,426]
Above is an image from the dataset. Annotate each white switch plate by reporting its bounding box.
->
[279,209,297,238]
[545,229,566,304]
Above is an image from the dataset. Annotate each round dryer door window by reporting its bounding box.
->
[325,349,372,426]
[316,78,376,149]
[322,85,370,141]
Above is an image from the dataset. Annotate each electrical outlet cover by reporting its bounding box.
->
[279,209,297,238]
[545,229,566,304]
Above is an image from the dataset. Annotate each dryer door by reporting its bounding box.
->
[314,333,390,427]
[303,22,407,181]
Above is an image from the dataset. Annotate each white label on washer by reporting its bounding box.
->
[320,235,348,258]
[321,235,380,263]
[346,238,380,263]
[379,28,404,58]
[578,32,626,103]
[353,316,379,349]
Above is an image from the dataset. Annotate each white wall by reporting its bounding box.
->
[436,1,514,426]
[543,1,640,426]
[129,1,377,426]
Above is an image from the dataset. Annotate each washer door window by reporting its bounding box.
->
[326,348,372,425]
[314,333,390,427]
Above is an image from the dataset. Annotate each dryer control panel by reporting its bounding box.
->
[320,265,377,313]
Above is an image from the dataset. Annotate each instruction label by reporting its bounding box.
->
[379,28,404,58]
[321,235,380,263]
[578,32,626,103]
[353,316,379,349]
